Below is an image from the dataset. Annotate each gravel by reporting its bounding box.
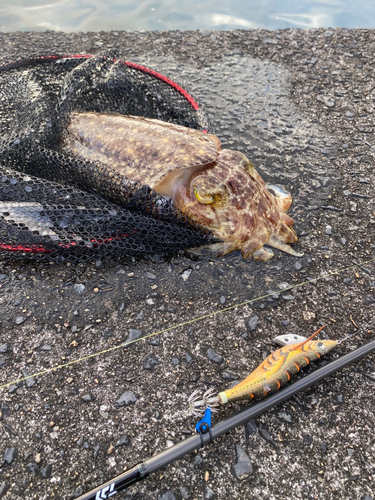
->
[0,27,374,500]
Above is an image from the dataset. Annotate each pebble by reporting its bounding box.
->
[325,225,332,235]
[0,344,8,353]
[172,357,180,366]
[245,419,257,439]
[22,370,36,388]
[232,444,253,478]
[14,315,26,325]
[281,320,290,326]
[136,310,144,320]
[194,454,203,465]
[185,351,194,363]
[0,483,7,496]
[205,486,215,499]
[41,344,52,351]
[206,348,223,364]
[26,463,37,472]
[340,237,347,245]
[221,370,237,381]
[8,384,18,394]
[124,329,143,345]
[247,314,259,331]
[146,272,156,280]
[41,464,53,478]
[0,274,8,281]
[3,447,17,464]
[179,486,189,499]
[321,442,328,454]
[146,298,155,305]
[158,492,176,500]
[115,390,137,406]
[81,394,92,402]
[294,262,302,270]
[282,295,294,300]
[303,434,313,446]
[259,428,277,447]
[181,269,192,282]
[144,355,161,370]
[277,412,292,423]
[220,296,226,304]
[115,435,129,447]
[149,337,160,346]
[73,284,85,294]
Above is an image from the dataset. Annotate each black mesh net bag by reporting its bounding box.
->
[0,53,217,262]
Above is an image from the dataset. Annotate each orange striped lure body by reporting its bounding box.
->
[218,326,337,405]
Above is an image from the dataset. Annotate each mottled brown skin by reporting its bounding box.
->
[60,112,302,261]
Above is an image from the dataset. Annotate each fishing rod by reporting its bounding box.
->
[76,338,375,500]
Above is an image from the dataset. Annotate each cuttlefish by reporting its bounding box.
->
[59,112,303,261]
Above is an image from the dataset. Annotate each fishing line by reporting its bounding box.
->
[0,255,374,391]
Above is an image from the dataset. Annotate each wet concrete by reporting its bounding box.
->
[0,28,374,500]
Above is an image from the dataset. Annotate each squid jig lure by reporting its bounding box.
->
[189,325,338,415]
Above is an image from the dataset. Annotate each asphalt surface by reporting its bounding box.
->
[0,28,374,500]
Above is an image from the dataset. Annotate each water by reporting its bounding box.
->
[0,0,374,33]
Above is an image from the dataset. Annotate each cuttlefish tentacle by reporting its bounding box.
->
[267,234,304,257]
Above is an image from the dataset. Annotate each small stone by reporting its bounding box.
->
[339,237,347,245]
[181,269,192,282]
[115,435,129,447]
[206,348,223,364]
[146,298,154,305]
[73,488,83,498]
[8,384,18,394]
[124,329,143,345]
[220,296,226,304]
[337,394,343,403]
[366,295,375,304]
[93,444,100,459]
[25,462,37,472]
[245,419,257,439]
[171,357,179,366]
[136,310,144,320]
[81,394,92,402]
[221,370,237,381]
[325,225,332,235]
[107,443,115,454]
[41,464,52,478]
[179,486,189,499]
[0,344,8,353]
[205,486,215,499]
[73,284,85,294]
[115,390,137,406]
[343,278,352,284]
[277,412,292,423]
[15,316,26,325]
[232,444,253,478]
[303,434,313,445]
[247,314,259,331]
[3,447,17,464]
[158,492,176,500]
[41,344,52,351]
[0,483,8,496]
[185,351,194,363]
[294,262,302,270]
[22,369,35,388]
[149,337,160,346]
[259,428,277,447]
[194,454,203,465]
[281,320,290,326]
[1,404,11,418]
[144,355,161,370]
[0,274,8,281]
[146,272,156,280]
[321,442,327,453]
[282,294,294,300]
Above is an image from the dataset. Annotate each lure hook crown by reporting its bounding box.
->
[188,387,220,415]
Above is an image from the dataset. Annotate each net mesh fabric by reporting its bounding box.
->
[0,54,216,262]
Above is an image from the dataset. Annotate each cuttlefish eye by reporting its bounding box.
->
[194,187,214,204]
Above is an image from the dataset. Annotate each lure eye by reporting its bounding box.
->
[317,342,325,349]
[194,187,214,205]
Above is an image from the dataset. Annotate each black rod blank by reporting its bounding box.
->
[76,339,375,500]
